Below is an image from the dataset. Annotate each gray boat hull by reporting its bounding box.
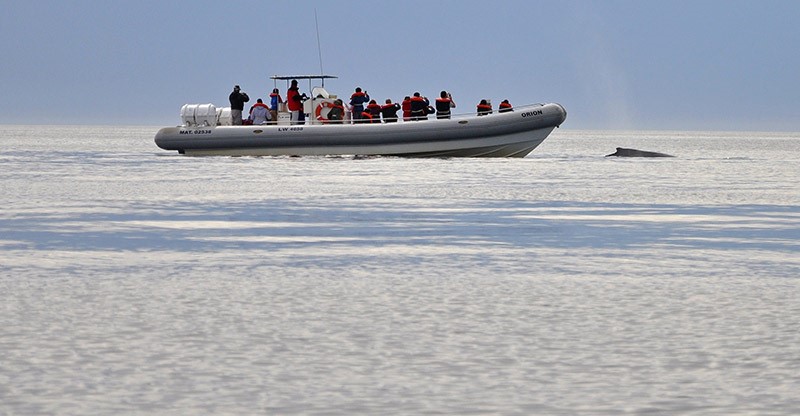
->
[155,103,567,157]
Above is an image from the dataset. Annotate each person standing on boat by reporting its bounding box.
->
[401,96,412,121]
[269,88,283,124]
[286,79,306,125]
[435,91,456,119]
[349,87,370,122]
[477,99,493,116]
[410,92,430,121]
[229,85,250,125]
[499,99,513,113]
[248,98,271,125]
[381,99,401,123]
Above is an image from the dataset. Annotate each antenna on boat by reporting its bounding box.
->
[314,9,325,86]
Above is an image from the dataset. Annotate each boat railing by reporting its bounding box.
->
[181,101,549,127]
[331,102,548,125]
[440,102,546,120]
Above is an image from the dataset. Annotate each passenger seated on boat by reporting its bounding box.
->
[327,99,345,124]
[366,100,382,123]
[410,92,430,121]
[477,99,493,116]
[381,99,401,123]
[499,99,513,113]
[435,91,456,119]
[248,98,272,125]
[357,109,373,123]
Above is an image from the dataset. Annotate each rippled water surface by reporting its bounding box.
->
[1,126,799,415]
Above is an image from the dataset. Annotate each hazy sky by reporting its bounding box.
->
[1,0,798,130]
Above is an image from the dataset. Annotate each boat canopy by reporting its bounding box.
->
[270,74,338,88]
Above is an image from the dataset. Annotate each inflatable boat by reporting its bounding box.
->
[154,76,567,158]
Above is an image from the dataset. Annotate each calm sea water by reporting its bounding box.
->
[1,125,799,415]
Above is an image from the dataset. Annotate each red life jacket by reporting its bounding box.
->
[249,102,269,114]
[435,97,453,114]
[410,96,427,112]
[351,91,369,107]
[286,88,303,111]
[401,99,412,119]
[327,103,345,122]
